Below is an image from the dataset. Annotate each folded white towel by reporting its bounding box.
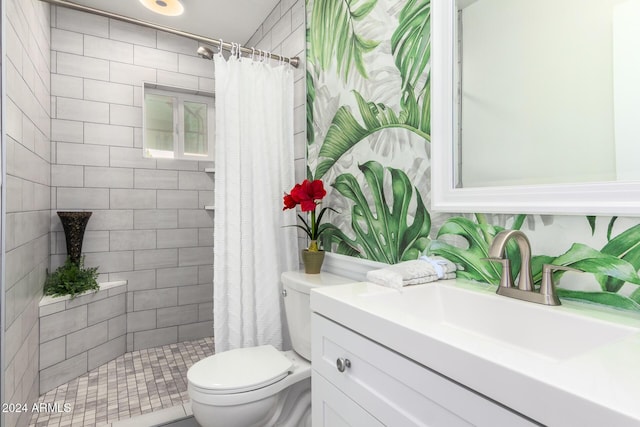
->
[366,258,457,289]
[419,256,457,279]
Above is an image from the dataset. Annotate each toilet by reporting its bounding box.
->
[187,270,353,427]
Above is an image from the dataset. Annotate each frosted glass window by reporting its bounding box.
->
[143,86,214,161]
[184,101,208,156]
[144,93,175,156]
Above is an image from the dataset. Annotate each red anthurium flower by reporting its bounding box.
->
[289,179,326,212]
[283,193,297,210]
[282,179,334,251]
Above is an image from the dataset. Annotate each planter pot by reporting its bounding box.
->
[301,249,325,274]
[57,211,92,264]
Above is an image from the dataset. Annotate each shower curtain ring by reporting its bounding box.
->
[218,39,224,56]
[251,47,255,61]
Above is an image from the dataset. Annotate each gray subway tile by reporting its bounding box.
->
[51,28,83,55]
[178,171,214,190]
[178,209,213,228]
[110,61,156,86]
[57,141,109,167]
[109,269,156,292]
[52,164,84,187]
[40,305,87,342]
[85,210,134,231]
[134,45,178,71]
[51,119,83,143]
[64,287,108,309]
[88,294,126,325]
[57,97,110,123]
[108,314,127,340]
[110,104,142,127]
[157,190,198,209]
[83,251,134,274]
[57,187,109,210]
[39,336,66,370]
[84,35,134,63]
[178,321,213,342]
[110,229,156,251]
[135,248,178,270]
[84,123,134,147]
[156,266,198,288]
[66,321,109,357]
[88,335,126,371]
[179,247,213,267]
[133,288,178,311]
[198,302,213,322]
[134,209,177,230]
[178,284,212,306]
[157,304,198,328]
[133,326,177,350]
[110,20,156,48]
[110,146,157,169]
[56,52,109,81]
[110,189,156,209]
[198,264,213,285]
[40,352,88,394]
[84,79,134,105]
[157,229,198,249]
[127,309,157,332]
[135,169,178,190]
[85,167,134,188]
[56,7,109,37]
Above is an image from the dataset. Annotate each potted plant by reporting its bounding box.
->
[44,256,99,298]
[283,179,335,273]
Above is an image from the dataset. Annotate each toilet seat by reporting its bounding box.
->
[187,345,293,394]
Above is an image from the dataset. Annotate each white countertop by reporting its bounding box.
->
[311,279,640,427]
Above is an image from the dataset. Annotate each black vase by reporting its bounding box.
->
[57,211,92,265]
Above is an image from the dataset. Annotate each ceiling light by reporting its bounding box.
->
[139,0,184,16]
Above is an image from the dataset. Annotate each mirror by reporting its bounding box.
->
[431,0,640,216]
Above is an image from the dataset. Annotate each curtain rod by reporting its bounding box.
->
[40,0,300,68]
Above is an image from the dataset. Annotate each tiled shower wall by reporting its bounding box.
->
[48,0,307,356]
[49,5,216,355]
[3,1,51,426]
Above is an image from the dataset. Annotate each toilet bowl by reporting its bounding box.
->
[187,271,353,427]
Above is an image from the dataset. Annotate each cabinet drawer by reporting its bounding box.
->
[313,371,384,427]
[312,313,535,427]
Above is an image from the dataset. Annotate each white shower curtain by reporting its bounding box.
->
[213,54,298,353]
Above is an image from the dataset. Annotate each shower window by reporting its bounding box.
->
[143,85,214,161]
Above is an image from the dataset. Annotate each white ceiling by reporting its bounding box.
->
[68,0,281,45]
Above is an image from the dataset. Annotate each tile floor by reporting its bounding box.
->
[29,337,214,427]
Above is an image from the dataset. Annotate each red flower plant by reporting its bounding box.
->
[283,179,334,251]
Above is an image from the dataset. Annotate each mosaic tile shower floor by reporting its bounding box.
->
[29,337,214,427]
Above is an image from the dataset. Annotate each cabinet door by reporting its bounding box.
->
[312,370,384,427]
[312,313,537,427]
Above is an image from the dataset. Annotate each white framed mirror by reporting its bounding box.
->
[431,0,640,216]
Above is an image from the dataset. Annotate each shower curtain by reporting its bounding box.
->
[213,54,298,352]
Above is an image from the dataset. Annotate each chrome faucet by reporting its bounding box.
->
[485,230,577,306]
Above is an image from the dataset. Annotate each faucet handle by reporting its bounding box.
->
[540,264,581,306]
[482,257,514,289]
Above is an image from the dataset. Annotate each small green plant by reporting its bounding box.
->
[44,256,99,298]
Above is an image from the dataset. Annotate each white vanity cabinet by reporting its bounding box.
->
[311,313,536,427]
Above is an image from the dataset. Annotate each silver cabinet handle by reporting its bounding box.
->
[336,358,351,372]
[281,289,287,297]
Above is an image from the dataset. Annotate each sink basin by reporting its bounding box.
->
[361,282,639,360]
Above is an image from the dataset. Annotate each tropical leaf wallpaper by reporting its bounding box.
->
[305,0,640,313]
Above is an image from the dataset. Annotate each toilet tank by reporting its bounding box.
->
[282,271,353,360]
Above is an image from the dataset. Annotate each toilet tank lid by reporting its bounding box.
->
[281,270,354,294]
[188,345,293,393]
